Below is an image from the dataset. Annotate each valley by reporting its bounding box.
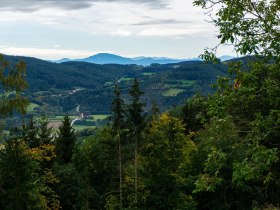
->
[3,54,228,131]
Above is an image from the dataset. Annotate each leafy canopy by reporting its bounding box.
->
[194,0,280,60]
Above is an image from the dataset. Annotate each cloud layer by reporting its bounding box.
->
[0,0,167,11]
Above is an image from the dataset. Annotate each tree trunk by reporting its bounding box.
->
[118,132,123,208]
[134,132,138,205]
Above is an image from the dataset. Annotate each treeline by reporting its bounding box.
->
[0,58,279,209]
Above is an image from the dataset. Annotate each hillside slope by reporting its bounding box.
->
[3,54,228,114]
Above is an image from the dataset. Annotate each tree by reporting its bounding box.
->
[111,84,125,208]
[24,117,40,148]
[127,78,146,205]
[181,94,209,134]
[111,85,125,131]
[31,144,61,209]
[128,79,145,128]
[0,138,45,210]
[53,116,80,209]
[38,116,53,145]
[55,116,76,164]
[141,113,196,209]
[75,127,119,208]
[0,54,29,117]
[150,99,160,118]
[193,0,280,61]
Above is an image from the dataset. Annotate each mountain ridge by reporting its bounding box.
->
[53,53,235,65]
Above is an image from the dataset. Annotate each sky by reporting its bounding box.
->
[0,0,235,60]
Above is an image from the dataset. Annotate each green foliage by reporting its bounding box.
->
[75,127,119,208]
[24,117,40,148]
[53,163,82,210]
[194,0,280,60]
[128,78,145,128]
[38,116,53,145]
[0,139,46,210]
[181,94,209,133]
[187,61,280,208]
[111,85,125,131]
[141,113,196,209]
[0,54,29,117]
[1,1,279,207]
[55,116,76,164]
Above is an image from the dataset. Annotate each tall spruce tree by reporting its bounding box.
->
[127,78,146,205]
[24,117,40,148]
[55,116,76,164]
[38,116,53,145]
[111,84,125,208]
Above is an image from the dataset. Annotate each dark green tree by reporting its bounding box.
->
[53,163,82,210]
[181,94,209,134]
[0,138,45,210]
[111,84,125,208]
[128,79,145,128]
[24,117,40,148]
[112,85,125,131]
[127,78,146,206]
[75,127,119,209]
[38,116,53,145]
[55,116,76,164]
[150,99,160,118]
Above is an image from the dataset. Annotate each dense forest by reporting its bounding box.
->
[0,0,279,209]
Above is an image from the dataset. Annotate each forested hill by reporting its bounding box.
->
[3,55,142,91]
[3,54,229,113]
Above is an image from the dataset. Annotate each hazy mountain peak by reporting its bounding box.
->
[53,53,235,65]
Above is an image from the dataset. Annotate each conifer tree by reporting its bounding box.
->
[111,84,125,208]
[38,116,53,145]
[128,79,145,128]
[55,116,76,164]
[25,117,40,148]
[150,100,160,118]
[127,78,146,205]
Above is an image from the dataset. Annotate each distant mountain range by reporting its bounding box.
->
[53,53,235,65]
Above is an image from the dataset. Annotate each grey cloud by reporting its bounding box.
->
[133,19,192,26]
[0,0,168,11]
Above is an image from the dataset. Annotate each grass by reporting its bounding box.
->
[167,80,196,87]
[47,115,109,122]
[142,72,155,76]
[73,125,96,131]
[162,88,185,97]
[27,103,40,112]
[181,80,196,86]
[91,115,110,121]
[49,116,76,121]
[119,77,134,82]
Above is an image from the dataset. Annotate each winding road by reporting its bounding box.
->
[71,104,81,126]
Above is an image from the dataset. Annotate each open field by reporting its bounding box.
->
[27,103,40,112]
[73,125,96,131]
[49,116,76,121]
[167,80,196,87]
[162,88,185,97]
[142,72,155,76]
[91,114,110,121]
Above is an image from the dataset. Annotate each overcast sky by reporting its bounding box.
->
[0,0,235,59]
